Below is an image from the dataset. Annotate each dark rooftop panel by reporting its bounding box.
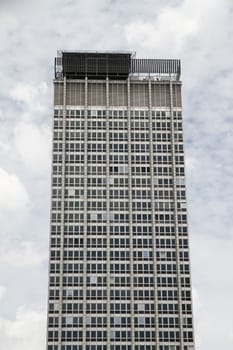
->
[60,52,132,80]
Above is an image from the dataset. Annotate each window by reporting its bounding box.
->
[138,317,145,325]
[53,302,59,311]
[90,213,97,221]
[90,275,97,284]
[65,316,73,325]
[137,303,145,312]
[160,251,166,259]
[114,317,121,325]
[141,250,150,259]
[110,329,115,339]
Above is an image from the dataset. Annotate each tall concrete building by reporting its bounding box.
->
[47,51,195,350]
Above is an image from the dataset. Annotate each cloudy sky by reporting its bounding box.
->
[0,0,233,349]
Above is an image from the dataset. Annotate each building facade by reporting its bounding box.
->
[47,52,195,350]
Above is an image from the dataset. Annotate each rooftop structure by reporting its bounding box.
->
[55,51,181,80]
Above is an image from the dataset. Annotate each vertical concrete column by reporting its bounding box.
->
[127,78,135,348]
[105,77,111,350]
[148,79,160,349]
[169,81,184,350]
[82,76,88,348]
[58,77,67,350]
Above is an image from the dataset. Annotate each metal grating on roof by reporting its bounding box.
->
[131,59,180,76]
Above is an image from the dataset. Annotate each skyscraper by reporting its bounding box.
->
[47,51,195,350]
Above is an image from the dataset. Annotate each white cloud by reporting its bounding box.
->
[14,121,51,176]
[0,241,47,267]
[0,286,7,301]
[10,82,49,114]
[125,7,198,54]
[0,307,46,350]
[0,140,11,153]
[191,235,233,349]
[0,168,29,233]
